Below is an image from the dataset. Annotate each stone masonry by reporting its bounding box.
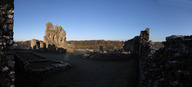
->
[31,39,45,51]
[123,28,150,87]
[0,0,15,87]
[44,22,68,49]
[123,36,140,53]
[138,28,150,87]
[30,22,75,52]
[141,35,192,87]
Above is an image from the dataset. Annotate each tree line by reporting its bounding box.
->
[67,40,124,50]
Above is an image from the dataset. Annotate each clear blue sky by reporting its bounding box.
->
[14,0,192,41]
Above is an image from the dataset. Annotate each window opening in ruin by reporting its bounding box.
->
[53,35,55,41]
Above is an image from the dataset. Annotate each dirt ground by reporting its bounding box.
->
[18,50,139,87]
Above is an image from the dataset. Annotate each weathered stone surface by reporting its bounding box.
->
[123,28,152,87]
[44,22,67,48]
[141,35,192,87]
[44,22,74,52]
[31,39,37,50]
[0,0,14,86]
[30,39,45,51]
[124,28,192,87]
[138,28,150,87]
[46,22,54,30]
[8,61,14,68]
[123,36,140,53]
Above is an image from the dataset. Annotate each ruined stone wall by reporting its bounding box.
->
[31,39,37,50]
[140,35,192,87]
[30,39,45,51]
[123,28,150,87]
[123,28,150,54]
[138,28,150,87]
[0,0,14,86]
[44,22,74,52]
[123,36,140,53]
[44,22,67,49]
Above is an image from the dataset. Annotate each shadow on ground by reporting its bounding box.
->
[16,50,138,87]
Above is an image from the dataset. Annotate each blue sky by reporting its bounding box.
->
[14,0,192,41]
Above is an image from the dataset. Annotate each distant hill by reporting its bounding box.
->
[67,40,124,50]
[14,40,31,47]
[14,40,164,51]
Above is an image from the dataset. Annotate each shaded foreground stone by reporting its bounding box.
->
[0,0,14,86]
[15,50,70,80]
[123,28,192,87]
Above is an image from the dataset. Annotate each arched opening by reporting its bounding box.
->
[36,42,40,50]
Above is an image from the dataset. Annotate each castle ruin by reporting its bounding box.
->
[30,22,74,52]
[44,22,68,49]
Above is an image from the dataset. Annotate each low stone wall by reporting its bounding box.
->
[83,52,131,60]
[15,51,70,78]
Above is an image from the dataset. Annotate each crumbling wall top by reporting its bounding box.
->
[46,22,54,30]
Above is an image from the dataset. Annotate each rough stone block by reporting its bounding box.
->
[8,24,13,30]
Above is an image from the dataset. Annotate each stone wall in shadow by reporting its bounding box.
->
[0,0,14,86]
[141,35,192,87]
[123,28,192,87]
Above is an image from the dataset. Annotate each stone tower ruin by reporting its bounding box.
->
[31,22,74,52]
[44,22,68,49]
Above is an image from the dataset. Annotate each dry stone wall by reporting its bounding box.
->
[141,35,192,87]
[139,34,192,87]
[0,0,14,86]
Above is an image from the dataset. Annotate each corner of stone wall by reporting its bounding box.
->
[138,28,150,87]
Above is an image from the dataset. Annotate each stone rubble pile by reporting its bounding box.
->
[142,35,192,87]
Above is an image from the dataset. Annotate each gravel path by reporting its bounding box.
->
[37,52,139,87]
